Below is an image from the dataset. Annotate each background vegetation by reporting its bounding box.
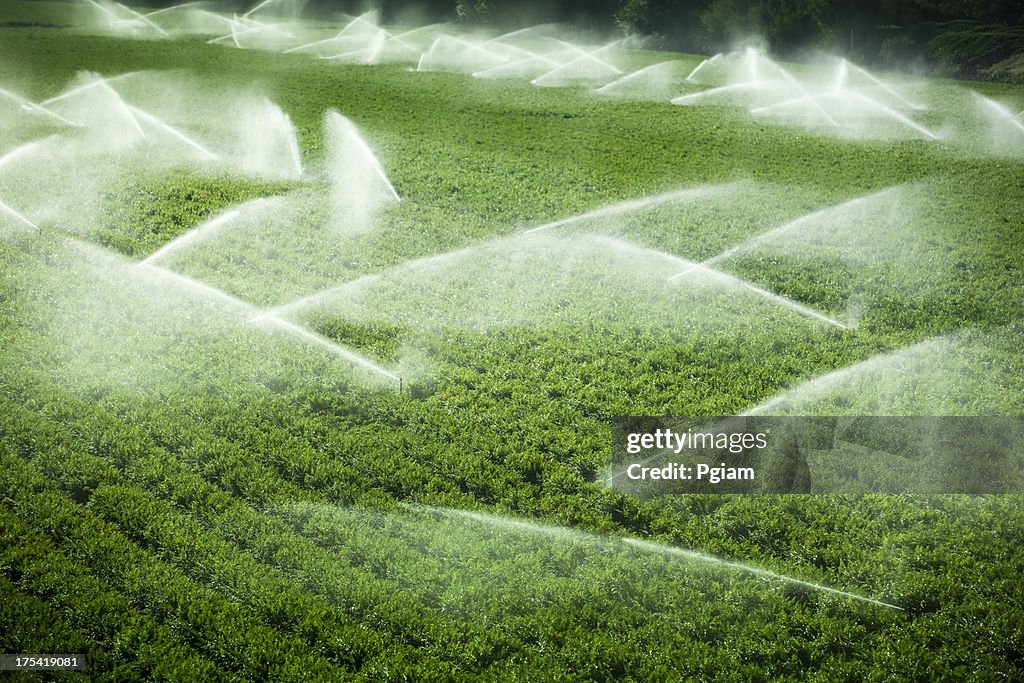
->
[341,0,1023,80]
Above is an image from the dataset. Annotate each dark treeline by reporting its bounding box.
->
[114,0,1024,79]
[316,0,1024,79]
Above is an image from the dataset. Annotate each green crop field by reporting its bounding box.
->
[1,1,1023,680]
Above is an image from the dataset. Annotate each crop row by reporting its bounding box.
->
[0,381,908,681]
[0,502,239,682]
[0,454,353,681]
[0,428,873,682]
[0,394,507,677]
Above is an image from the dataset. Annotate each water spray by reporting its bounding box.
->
[0,88,81,127]
[139,209,241,267]
[668,186,901,279]
[0,199,41,233]
[685,53,722,82]
[598,236,848,330]
[623,539,902,610]
[523,183,736,235]
[127,104,219,159]
[421,505,901,611]
[251,312,402,385]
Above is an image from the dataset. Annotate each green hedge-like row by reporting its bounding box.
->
[0,455,342,682]
[0,506,238,682]
[0,574,94,683]
[0,395,498,678]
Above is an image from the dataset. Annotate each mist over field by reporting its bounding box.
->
[0,0,1023,680]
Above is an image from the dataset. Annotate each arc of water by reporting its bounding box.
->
[127,105,219,159]
[96,80,146,139]
[738,334,965,417]
[329,113,400,202]
[415,38,441,71]
[671,187,900,283]
[597,236,848,330]
[749,93,840,127]
[251,313,402,384]
[464,41,515,65]
[230,15,244,47]
[531,49,622,86]
[979,96,1024,134]
[686,53,722,82]
[752,93,826,116]
[729,276,847,329]
[284,118,303,177]
[283,35,342,54]
[843,90,936,140]
[671,82,767,105]
[0,140,48,173]
[419,505,901,610]
[365,148,399,200]
[756,88,934,139]
[845,60,925,111]
[243,0,284,18]
[393,22,447,38]
[131,261,398,386]
[136,262,254,310]
[37,72,137,107]
[681,49,837,125]
[473,54,560,79]
[327,31,386,64]
[764,60,839,127]
[263,273,382,320]
[188,9,234,29]
[595,61,674,94]
[113,2,169,35]
[42,75,145,139]
[211,15,293,45]
[309,13,396,58]
[83,0,122,28]
[266,182,733,319]
[364,30,388,64]
[378,31,415,52]
[261,199,845,335]
[0,87,81,127]
[388,23,447,45]
[417,36,478,71]
[0,199,40,232]
[753,52,795,83]
[416,36,508,72]
[481,25,544,48]
[333,11,379,37]
[548,38,591,60]
[418,34,519,69]
[208,15,243,46]
[623,539,902,610]
[238,16,294,38]
[378,31,417,56]
[712,49,839,126]
[523,183,736,235]
[140,209,241,266]
[326,46,376,64]
[141,2,204,19]
[551,38,623,59]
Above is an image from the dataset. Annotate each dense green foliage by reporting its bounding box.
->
[1,6,1023,681]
